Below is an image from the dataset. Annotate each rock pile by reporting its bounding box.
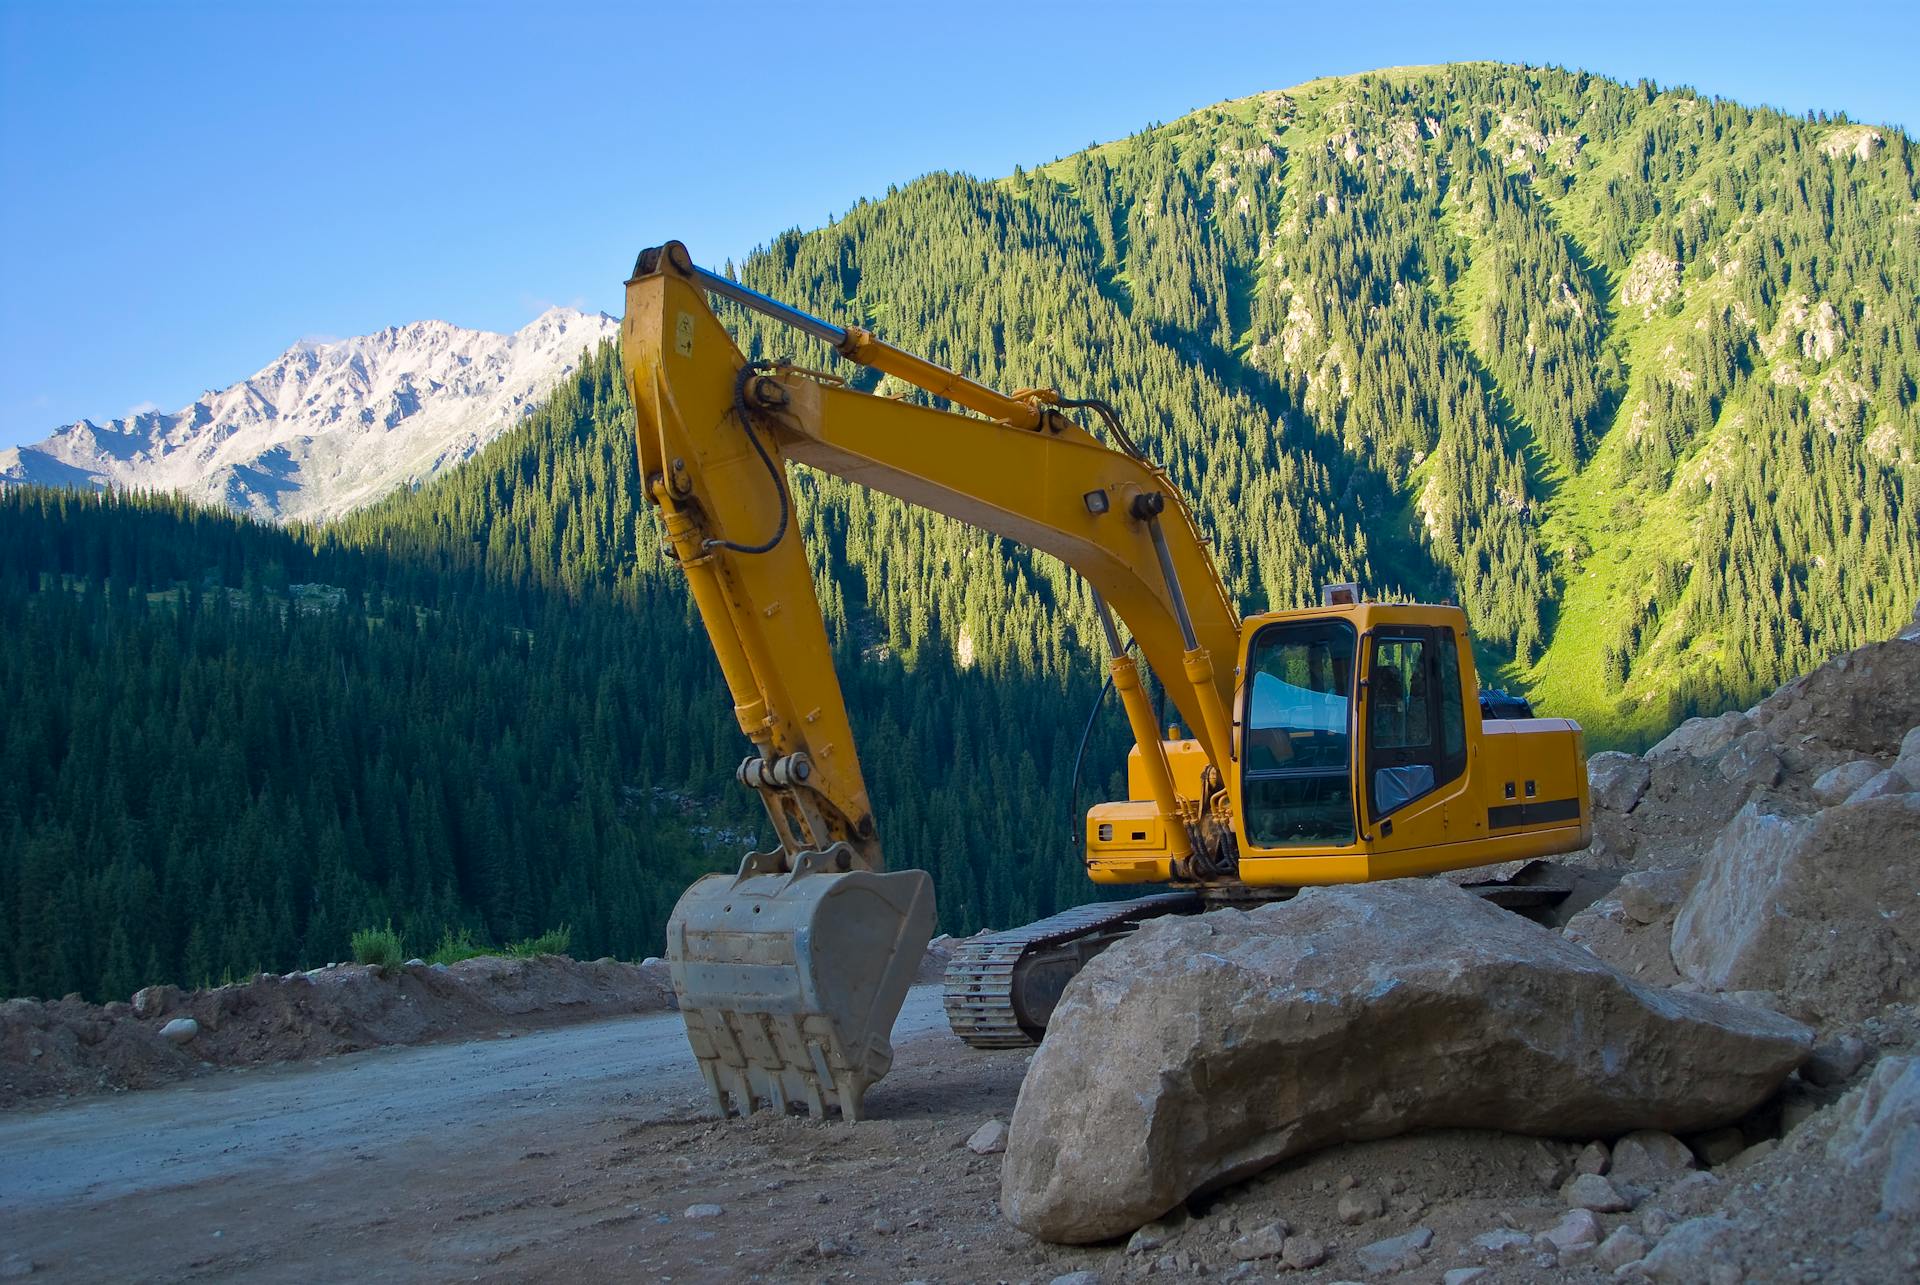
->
[1568,632,1920,1026]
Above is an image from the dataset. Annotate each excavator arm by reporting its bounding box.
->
[623,243,1243,1118]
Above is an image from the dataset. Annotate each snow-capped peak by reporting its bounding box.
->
[0,307,621,524]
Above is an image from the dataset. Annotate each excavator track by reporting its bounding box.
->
[942,891,1203,1048]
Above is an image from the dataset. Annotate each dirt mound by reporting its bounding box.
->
[0,955,673,1110]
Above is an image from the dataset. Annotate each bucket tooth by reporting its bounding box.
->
[666,861,935,1120]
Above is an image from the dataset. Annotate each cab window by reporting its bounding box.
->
[1365,628,1468,821]
[1241,620,1356,847]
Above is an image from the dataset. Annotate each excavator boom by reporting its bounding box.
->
[623,243,1244,1116]
[621,241,1591,1108]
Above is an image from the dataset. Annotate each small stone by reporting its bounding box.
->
[1804,1034,1868,1086]
[1596,1227,1649,1271]
[1049,1271,1104,1285]
[1336,1187,1385,1224]
[1354,1225,1432,1274]
[1574,1140,1611,1175]
[1641,1208,1673,1239]
[1638,1215,1738,1283]
[404,957,425,967]
[1280,1235,1328,1270]
[1127,1211,1185,1254]
[1690,1126,1745,1167]
[1472,1228,1533,1254]
[869,1217,895,1236]
[682,1203,724,1219]
[967,1119,1009,1155]
[159,1017,199,1045]
[1812,760,1880,806]
[1564,1172,1631,1212]
[1442,1270,1488,1285]
[1229,1221,1289,1260]
[1847,766,1915,803]
[1126,1225,1168,1255]
[1544,1208,1602,1253]
[1337,1173,1358,1189]
[1725,1139,1775,1171]
[1609,1130,1696,1184]
[1661,1171,1727,1215]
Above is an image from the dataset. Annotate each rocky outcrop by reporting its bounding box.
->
[999,882,1810,1243]
[1671,794,1920,1024]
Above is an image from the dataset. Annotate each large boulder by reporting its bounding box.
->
[1000,882,1811,1244]
[1670,794,1920,1023]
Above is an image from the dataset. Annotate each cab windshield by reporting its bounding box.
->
[1241,620,1357,847]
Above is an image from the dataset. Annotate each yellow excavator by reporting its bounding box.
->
[622,242,1591,1120]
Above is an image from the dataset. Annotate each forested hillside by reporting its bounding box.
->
[5,62,1918,1001]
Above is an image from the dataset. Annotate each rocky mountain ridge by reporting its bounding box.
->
[0,307,617,524]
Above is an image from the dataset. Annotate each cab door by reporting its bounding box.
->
[1362,626,1470,867]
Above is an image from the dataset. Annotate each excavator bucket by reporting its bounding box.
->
[665,864,936,1121]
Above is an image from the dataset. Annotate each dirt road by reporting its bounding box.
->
[0,985,1059,1283]
[2,988,954,1211]
[1,982,1790,1285]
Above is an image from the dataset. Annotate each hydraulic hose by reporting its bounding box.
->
[702,361,791,555]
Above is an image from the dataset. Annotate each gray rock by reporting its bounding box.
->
[1846,765,1915,802]
[1471,1228,1533,1253]
[1573,1140,1611,1175]
[1640,1208,1672,1239]
[1229,1221,1289,1260]
[1336,1187,1384,1225]
[1596,1226,1649,1271]
[1126,1223,1171,1255]
[1671,794,1920,1022]
[1563,1172,1630,1211]
[681,1203,724,1219]
[1648,711,1750,760]
[1638,1215,1738,1283]
[404,958,425,967]
[159,1017,199,1045]
[1717,730,1783,788]
[1000,882,1811,1244]
[1812,759,1881,806]
[1280,1235,1328,1269]
[1688,1126,1745,1166]
[1825,1056,1920,1217]
[1658,1171,1726,1215]
[1804,1034,1868,1086]
[1048,1274,1104,1285]
[1354,1225,1432,1274]
[1898,725,1920,768]
[1724,1139,1775,1171]
[1618,868,1693,926]
[966,1119,1009,1155]
[1609,1130,1696,1184]
[1542,1208,1601,1253]
[1589,751,1652,813]
[1442,1270,1488,1285]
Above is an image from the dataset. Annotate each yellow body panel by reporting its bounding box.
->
[1087,601,1590,888]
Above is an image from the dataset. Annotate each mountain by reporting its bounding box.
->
[4,62,1919,1004]
[0,308,618,524]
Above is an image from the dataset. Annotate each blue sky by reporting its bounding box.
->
[2,0,1915,449]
